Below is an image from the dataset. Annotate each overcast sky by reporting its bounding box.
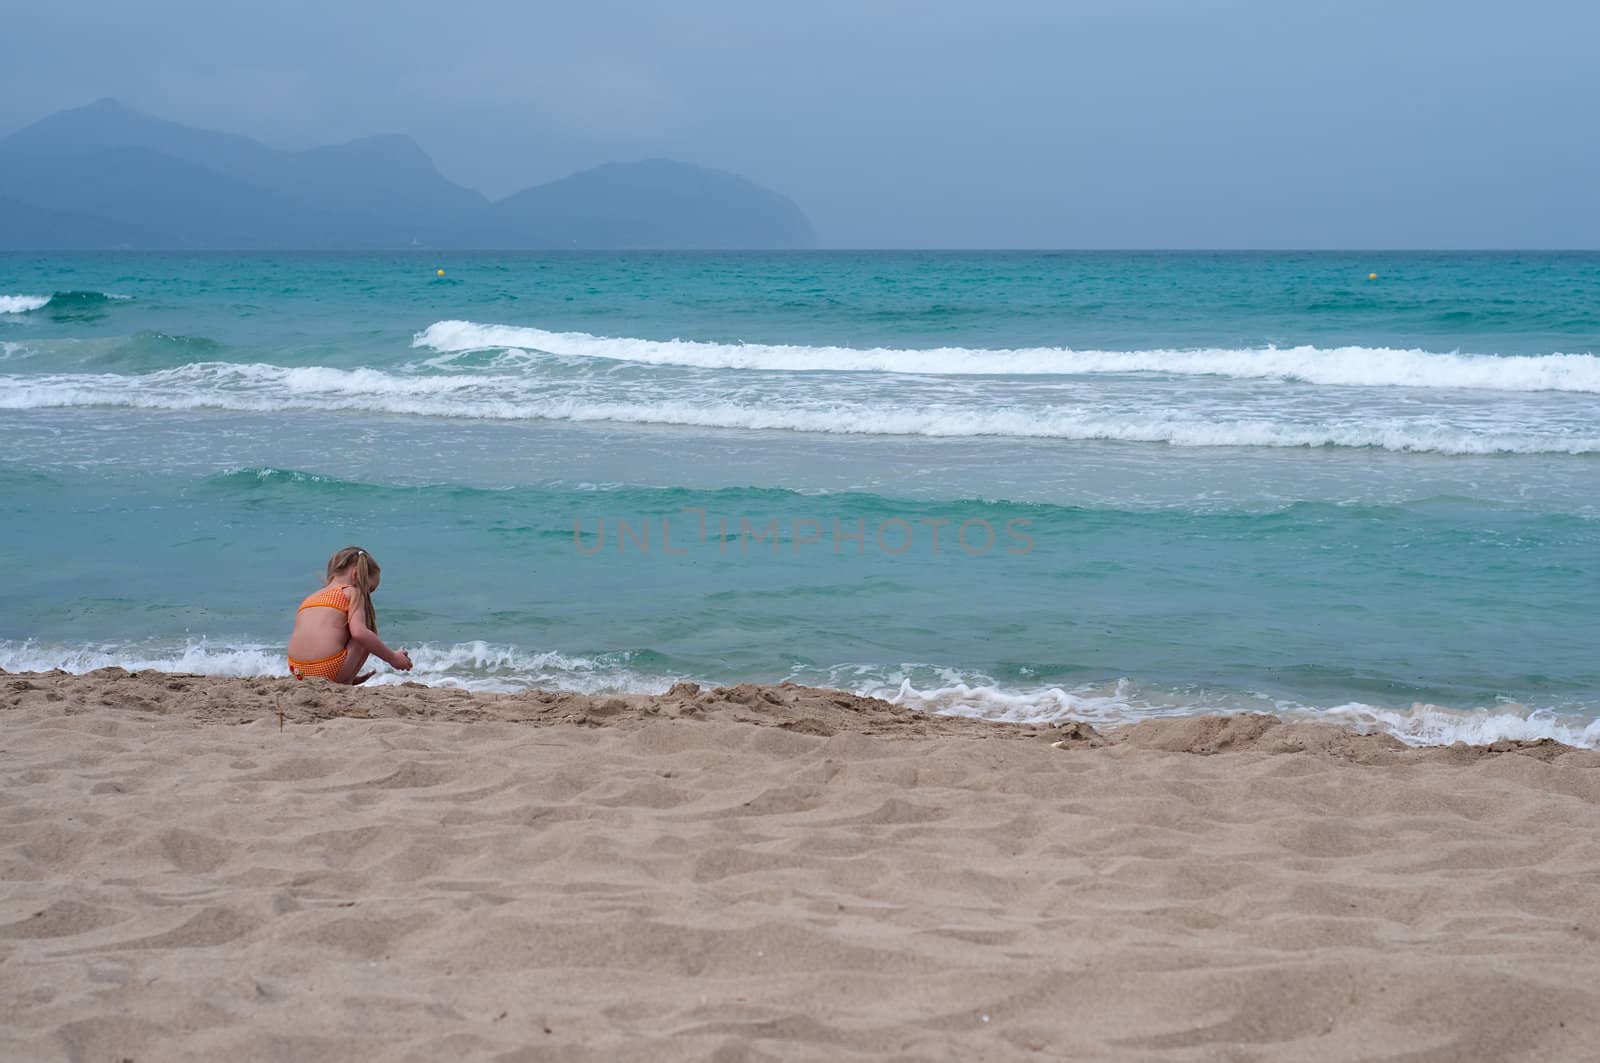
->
[2,0,1594,248]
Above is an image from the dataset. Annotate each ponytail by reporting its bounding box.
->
[326,545,380,631]
[353,551,378,631]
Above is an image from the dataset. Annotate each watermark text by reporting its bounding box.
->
[572,508,1034,558]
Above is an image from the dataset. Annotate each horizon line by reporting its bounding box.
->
[3,247,1599,255]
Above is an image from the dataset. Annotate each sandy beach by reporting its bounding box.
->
[4,669,1600,1061]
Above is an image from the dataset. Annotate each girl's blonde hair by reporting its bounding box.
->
[326,546,380,631]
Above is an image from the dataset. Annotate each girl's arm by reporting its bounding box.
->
[346,588,413,670]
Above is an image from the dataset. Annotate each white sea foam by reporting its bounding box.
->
[871,677,1600,749]
[1319,701,1600,748]
[3,363,1595,454]
[415,320,1600,393]
[364,640,677,695]
[0,639,291,679]
[0,294,49,314]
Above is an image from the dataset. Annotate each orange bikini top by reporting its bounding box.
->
[298,584,351,614]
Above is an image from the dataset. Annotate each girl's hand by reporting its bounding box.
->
[353,671,376,685]
[393,650,413,671]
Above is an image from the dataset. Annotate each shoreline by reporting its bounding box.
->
[7,669,1600,1060]
[3,667,1592,757]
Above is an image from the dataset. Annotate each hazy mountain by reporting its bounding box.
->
[0,196,151,250]
[0,100,817,250]
[4,99,273,173]
[0,146,356,249]
[494,159,816,250]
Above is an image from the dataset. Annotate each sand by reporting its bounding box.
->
[4,670,1600,1062]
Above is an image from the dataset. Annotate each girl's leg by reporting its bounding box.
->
[335,644,372,685]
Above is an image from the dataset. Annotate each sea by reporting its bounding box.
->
[3,251,1598,746]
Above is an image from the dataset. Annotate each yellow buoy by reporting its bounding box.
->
[1368,272,1378,281]
[436,268,445,277]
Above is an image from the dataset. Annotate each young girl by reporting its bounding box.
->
[286,546,413,684]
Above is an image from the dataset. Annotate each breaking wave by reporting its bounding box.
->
[0,294,51,315]
[415,320,1600,393]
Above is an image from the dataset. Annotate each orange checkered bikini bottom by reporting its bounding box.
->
[287,647,348,681]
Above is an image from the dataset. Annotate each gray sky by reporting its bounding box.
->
[3,0,1595,248]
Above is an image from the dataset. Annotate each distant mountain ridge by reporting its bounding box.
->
[0,99,817,250]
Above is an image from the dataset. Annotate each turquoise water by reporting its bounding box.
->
[3,252,1599,744]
